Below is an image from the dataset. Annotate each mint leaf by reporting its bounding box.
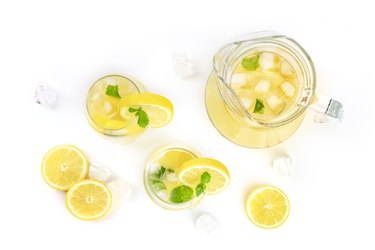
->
[151,180,166,192]
[150,166,174,181]
[241,55,260,71]
[200,172,211,184]
[170,185,194,203]
[254,99,265,114]
[128,107,149,128]
[137,108,149,128]
[128,107,138,113]
[166,168,175,173]
[196,183,205,197]
[105,85,121,98]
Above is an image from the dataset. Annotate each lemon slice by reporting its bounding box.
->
[178,158,230,195]
[120,93,173,128]
[41,145,89,191]
[157,149,196,171]
[66,179,112,220]
[246,186,290,229]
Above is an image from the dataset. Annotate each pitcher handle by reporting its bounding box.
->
[309,94,344,123]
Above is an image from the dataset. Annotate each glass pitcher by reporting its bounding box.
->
[205,32,343,148]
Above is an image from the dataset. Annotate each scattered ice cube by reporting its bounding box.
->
[240,97,253,109]
[266,95,285,115]
[34,84,57,107]
[280,61,294,76]
[254,80,270,94]
[172,55,197,79]
[314,113,329,123]
[273,156,293,176]
[195,213,220,235]
[89,164,113,183]
[281,81,296,97]
[108,178,132,199]
[259,52,275,71]
[156,190,167,200]
[231,73,248,88]
[166,172,178,182]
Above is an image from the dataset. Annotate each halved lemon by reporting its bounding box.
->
[66,179,112,220]
[41,145,89,191]
[246,186,290,229]
[120,93,173,128]
[178,158,230,195]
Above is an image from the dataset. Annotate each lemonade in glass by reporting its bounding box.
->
[86,74,146,136]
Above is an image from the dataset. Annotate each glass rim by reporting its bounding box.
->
[143,144,204,210]
[85,74,144,134]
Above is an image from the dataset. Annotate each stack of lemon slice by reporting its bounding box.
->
[41,145,112,220]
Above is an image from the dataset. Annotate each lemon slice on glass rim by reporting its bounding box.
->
[178,158,230,195]
[120,93,173,128]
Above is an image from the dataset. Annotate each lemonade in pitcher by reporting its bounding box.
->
[231,52,299,122]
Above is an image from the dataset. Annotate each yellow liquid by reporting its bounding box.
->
[232,52,299,121]
[86,75,145,136]
[145,147,203,209]
[205,52,306,148]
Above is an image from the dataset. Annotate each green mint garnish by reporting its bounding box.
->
[254,99,265,114]
[150,166,174,181]
[241,55,260,71]
[195,172,211,197]
[170,185,194,203]
[151,180,166,192]
[195,183,205,197]
[129,107,149,128]
[105,85,121,98]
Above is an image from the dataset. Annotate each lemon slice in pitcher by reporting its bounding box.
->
[246,186,290,229]
[178,158,230,195]
[66,179,112,220]
[41,145,89,191]
[120,93,173,128]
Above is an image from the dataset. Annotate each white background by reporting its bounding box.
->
[1,0,374,249]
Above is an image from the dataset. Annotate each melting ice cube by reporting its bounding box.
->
[273,156,293,176]
[254,80,270,94]
[172,55,197,79]
[166,172,178,182]
[89,164,113,183]
[156,190,167,200]
[231,73,248,88]
[280,61,294,76]
[195,213,220,235]
[259,52,275,71]
[281,81,296,97]
[34,85,57,107]
[266,95,285,115]
[240,97,253,109]
[108,178,132,199]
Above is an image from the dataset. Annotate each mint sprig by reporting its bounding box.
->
[105,85,121,98]
[195,172,211,197]
[254,99,265,114]
[129,107,149,128]
[241,55,260,71]
[170,185,194,203]
[150,166,174,193]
